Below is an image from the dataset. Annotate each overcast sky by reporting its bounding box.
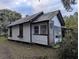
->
[0,0,78,17]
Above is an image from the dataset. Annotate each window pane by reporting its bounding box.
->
[19,24,23,37]
[34,26,39,34]
[9,27,12,37]
[40,25,47,34]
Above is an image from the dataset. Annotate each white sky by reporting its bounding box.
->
[0,0,78,17]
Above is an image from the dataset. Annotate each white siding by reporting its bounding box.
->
[49,20,54,45]
[8,23,30,43]
[52,16,61,27]
[12,25,20,40]
[8,16,62,45]
[54,27,62,43]
[49,16,62,43]
[23,23,30,42]
[8,28,12,39]
[32,35,48,45]
[32,22,48,45]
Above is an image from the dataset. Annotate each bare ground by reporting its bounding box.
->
[0,37,59,59]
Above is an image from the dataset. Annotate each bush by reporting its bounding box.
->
[59,29,78,59]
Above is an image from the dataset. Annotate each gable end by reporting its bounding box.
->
[57,11,65,26]
[57,11,65,37]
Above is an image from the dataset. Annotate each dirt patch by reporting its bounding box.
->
[0,45,14,59]
[0,38,59,59]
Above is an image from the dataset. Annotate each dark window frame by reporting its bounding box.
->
[18,24,23,38]
[34,25,39,35]
[9,27,12,37]
[33,24,48,36]
[40,24,48,35]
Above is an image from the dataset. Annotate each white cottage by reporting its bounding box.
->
[7,10,65,46]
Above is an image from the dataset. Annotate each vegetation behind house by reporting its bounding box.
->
[0,9,21,35]
[59,12,78,59]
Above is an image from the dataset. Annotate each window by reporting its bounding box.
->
[40,25,48,35]
[9,27,12,37]
[34,26,39,34]
[33,24,48,35]
[18,24,23,38]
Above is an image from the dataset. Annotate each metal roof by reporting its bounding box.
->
[7,16,30,27]
[33,11,58,23]
[8,12,43,27]
[8,10,64,27]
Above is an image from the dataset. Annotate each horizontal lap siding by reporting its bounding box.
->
[23,23,30,42]
[8,22,48,45]
[50,16,62,44]
[49,21,54,45]
[53,16,62,43]
[12,25,20,40]
[8,28,11,39]
[32,35,48,45]
[8,23,30,43]
[32,22,48,45]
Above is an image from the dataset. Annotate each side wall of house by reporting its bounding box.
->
[49,20,54,45]
[49,16,62,44]
[8,28,12,39]
[8,23,30,43]
[8,25,20,40]
[23,23,30,42]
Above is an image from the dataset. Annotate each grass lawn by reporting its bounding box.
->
[0,36,7,44]
[0,36,59,59]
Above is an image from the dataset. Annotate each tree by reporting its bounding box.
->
[0,9,21,23]
[59,12,78,59]
[0,9,21,35]
[61,0,77,11]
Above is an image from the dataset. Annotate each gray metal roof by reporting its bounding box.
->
[7,16,30,27]
[33,11,58,23]
[8,10,63,27]
[8,12,43,27]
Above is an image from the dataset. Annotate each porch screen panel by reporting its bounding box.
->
[40,25,48,35]
[34,26,39,34]
[9,27,12,37]
[19,24,23,37]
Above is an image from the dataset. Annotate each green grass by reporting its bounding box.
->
[53,44,60,48]
[52,42,62,49]
[0,36,7,44]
